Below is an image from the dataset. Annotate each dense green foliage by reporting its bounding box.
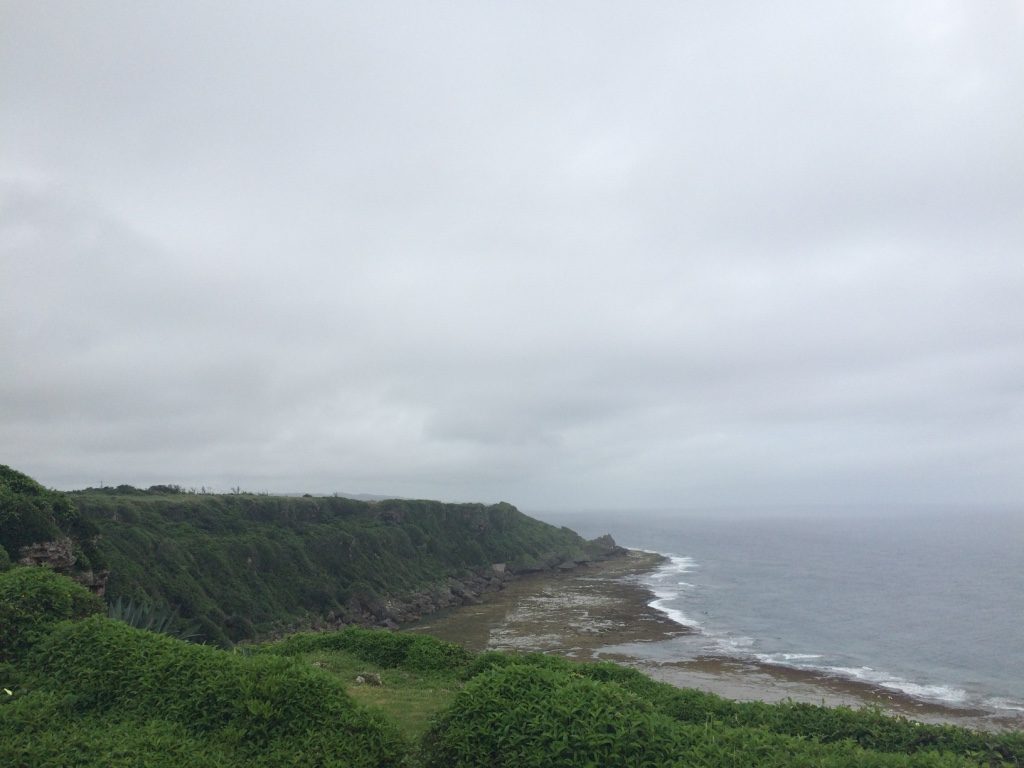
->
[0,467,606,646]
[0,465,103,570]
[424,659,991,768]
[266,626,473,671]
[106,594,201,640]
[2,569,1021,767]
[4,615,406,767]
[422,663,688,767]
[0,566,103,661]
[73,488,596,645]
[456,653,1024,766]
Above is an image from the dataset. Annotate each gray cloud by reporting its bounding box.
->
[2,1,1022,509]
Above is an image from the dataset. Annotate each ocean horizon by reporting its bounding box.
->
[536,505,1024,723]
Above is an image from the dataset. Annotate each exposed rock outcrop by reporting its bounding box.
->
[17,537,109,596]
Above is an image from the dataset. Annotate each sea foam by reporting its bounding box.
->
[591,510,1024,723]
[823,666,969,705]
[639,552,703,629]
[636,549,982,711]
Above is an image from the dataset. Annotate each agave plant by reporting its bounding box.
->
[107,595,202,641]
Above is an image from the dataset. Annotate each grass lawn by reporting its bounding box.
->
[296,650,463,742]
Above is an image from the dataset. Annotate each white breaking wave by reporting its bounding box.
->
[824,666,969,705]
[984,697,1024,713]
[748,655,981,709]
[649,588,703,629]
[755,652,825,664]
[752,654,973,707]
[713,635,755,654]
[633,547,1010,715]
[649,598,703,629]
[638,550,703,630]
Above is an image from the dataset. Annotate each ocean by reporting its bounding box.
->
[537,506,1024,721]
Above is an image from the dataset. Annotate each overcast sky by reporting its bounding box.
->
[2,2,1022,510]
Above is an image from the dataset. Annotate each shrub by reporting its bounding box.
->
[585,667,1024,763]
[460,649,571,680]
[22,616,407,767]
[0,705,236,768]
[0,465,100,556]
[106,595,201,641]
[453,653,1013,766]
[0,486,60,553]
[667,722,977,768]
[267,627,472,671]
[421,664,686,767]
[403,633,473,671]
[0,566,103,660]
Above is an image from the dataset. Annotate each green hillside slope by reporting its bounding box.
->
[62,484,617,645]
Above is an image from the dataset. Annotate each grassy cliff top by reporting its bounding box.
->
[2,466,618,646]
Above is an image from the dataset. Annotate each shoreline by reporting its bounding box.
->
[407,548,1023,733]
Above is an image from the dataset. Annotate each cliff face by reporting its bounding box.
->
[15,537,109,596]
[70,490,623,645]
[2,466,621,645]
[303,535,625,633]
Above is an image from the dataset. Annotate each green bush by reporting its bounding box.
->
[0,465,50,495]
[459,649,570,680]
[106,595,201,641]
[19,616,407,767]
[0,547,10,571]
[424,662,984,768]
[667,722,977,768]
[0,485,60,552]
[0,703,236,767]
[458,654,1020,765]
[0,566,103,660]
[421,664,687,767]
[0,465,100,557]
[267,627,472,671]
[574,663,1024,762]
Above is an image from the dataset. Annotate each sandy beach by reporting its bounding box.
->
[408,550,1021,732]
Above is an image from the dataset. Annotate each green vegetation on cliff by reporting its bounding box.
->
[0,465,106,575]
[73,490,611,645]
[0,466,615,645]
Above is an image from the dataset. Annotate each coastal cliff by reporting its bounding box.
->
[1,465,623,645]
[62,485,623,645]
